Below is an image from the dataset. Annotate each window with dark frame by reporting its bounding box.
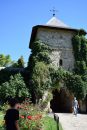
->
[59,59,63,66]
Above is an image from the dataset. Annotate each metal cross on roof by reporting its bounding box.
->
[50,7,58,17]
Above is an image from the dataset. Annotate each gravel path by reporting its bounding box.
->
[55,113,87,130]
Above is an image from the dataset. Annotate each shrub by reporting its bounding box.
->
[0,73,30,102]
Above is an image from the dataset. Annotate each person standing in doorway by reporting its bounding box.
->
[72,97,79,116]
[4,98,20,130]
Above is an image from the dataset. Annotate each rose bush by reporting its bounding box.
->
[19,99,43,130]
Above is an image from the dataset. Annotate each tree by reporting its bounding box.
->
[17,56,25,67]
[0,54,12,67]
[0,73,30,102]
[12,56,25,68]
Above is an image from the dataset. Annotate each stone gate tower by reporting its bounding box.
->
[29,16,77,71]
[29,16,87,113]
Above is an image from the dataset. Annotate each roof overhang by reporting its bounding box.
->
[29,25,78,49]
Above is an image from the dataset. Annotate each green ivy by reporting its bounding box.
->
[72,29,87,74]
[51,68,87,99]
[27,40,52,103]
[70,29,87,99]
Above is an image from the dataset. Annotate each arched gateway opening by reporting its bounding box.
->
[50,89,73,113]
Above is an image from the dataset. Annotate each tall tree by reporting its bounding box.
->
[0,54,12,67]
[17,56,25,68]
[12,56,25,68]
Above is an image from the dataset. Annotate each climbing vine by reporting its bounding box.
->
[69,29,87,99]
[27,40,52,103]
[72,29,87,75]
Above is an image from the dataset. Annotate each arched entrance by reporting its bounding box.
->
[50,88,73,113]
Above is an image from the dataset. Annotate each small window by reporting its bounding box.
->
[59,59,63,66]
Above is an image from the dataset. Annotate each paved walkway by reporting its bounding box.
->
[55,113,87,130]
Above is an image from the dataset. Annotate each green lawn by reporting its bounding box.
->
[42,116,63,130]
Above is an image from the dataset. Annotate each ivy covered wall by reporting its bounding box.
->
[72,29,87,75]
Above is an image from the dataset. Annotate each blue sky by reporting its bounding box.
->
[0,0,87,64]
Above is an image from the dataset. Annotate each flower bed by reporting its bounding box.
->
[18,99,43,130]
[0,99,43,130]
[0,99,63,130]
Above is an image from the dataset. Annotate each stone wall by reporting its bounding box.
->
[36,27,75,71]
[79,100,87,113]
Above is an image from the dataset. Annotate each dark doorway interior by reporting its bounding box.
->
[59,59,63,66]
[50,89,73,113]
[50,89,61,112]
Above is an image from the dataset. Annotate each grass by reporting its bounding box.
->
[0,111,4,130]
[42,116,63,130]
[0,111,3,118]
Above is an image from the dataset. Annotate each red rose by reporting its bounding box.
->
[27,115,32,120]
